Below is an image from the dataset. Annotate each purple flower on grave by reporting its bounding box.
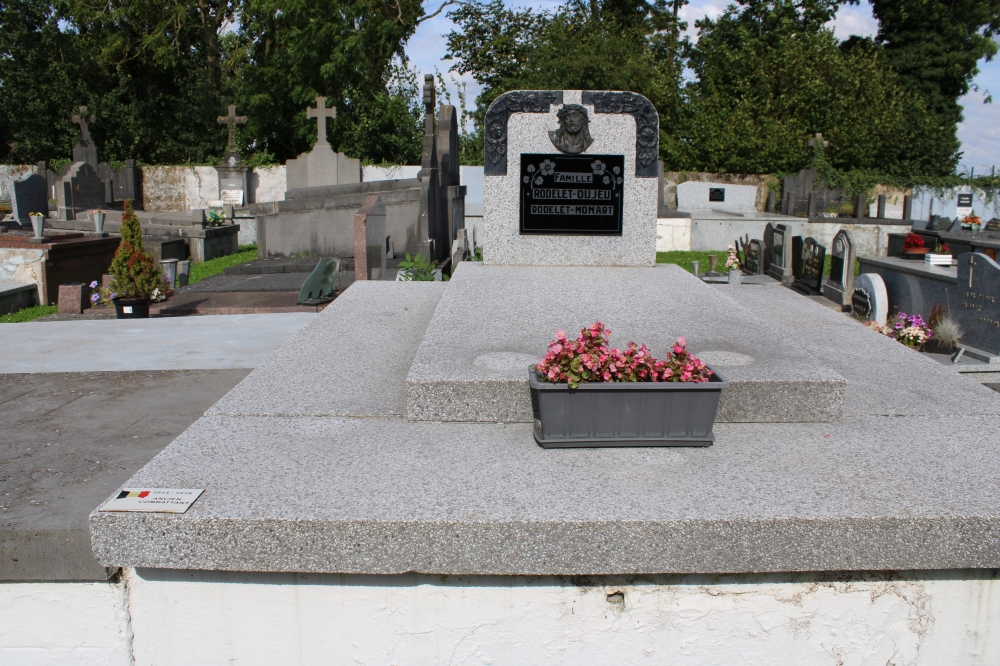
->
[89,281,98,289]
[111,292,117,299]
[90,293,99,304]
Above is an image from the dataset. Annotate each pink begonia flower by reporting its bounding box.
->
[556,330,564,337]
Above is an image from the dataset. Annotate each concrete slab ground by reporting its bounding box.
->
[1,369,251,580]
[0,313,316,373]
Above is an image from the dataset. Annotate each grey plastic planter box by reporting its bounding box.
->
[529,368,729,447]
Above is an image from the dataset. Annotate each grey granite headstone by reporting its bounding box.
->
[823,229,855,307]
[854,273,888,326]
[285,97,361,191]
[954,252,1000,357]
[482,89,658,266]
[5,172,48,223]
[55,162,105,220]
[766,224,793,284]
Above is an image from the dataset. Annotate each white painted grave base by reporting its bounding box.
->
[6,569,997,664]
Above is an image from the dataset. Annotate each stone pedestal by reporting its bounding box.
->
[57,282,92,314]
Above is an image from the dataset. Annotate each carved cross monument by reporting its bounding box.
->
[71,106,99,168]
[808,132,829,150]
[306,97,336,148]
[217,104,248,164]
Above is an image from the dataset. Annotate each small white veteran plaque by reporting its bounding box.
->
[100,488,204,513]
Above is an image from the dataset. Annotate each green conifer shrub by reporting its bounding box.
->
[107,200,166,299]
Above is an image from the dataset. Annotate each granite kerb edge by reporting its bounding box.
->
[89,512,1000,575]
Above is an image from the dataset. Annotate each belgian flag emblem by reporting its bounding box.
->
[116,490,151,499]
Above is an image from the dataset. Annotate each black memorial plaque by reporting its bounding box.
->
[709,187,725,202]
[957,193,974,207]
[520,153,624,235]
[851,287,872,321]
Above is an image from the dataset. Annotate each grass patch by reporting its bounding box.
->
[656,250,729,273]
[188,244,258,285]
[659,249,860,277]
[0,304,58,323]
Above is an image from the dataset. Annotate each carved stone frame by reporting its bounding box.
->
[483,90,659,178]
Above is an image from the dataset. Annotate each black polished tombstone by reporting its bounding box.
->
[743,239,763,275]
[766,224,793,284]
[822,230,855,308]
[792,235,804,279]
[791,237,826,296]
[762,223,775,275]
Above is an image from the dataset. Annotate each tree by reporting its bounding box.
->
[865,0,1000,172]
[668,0,941,176]
[230,0,441,164]
[0,0,92,163]
[446,0,689,149]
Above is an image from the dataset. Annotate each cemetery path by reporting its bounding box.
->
[0,369,251,580]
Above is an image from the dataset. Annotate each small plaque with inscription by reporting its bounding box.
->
[519,153,624,235]
[709,187,725,202]
[851,287,872,321]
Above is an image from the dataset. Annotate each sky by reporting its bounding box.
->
[405,0,999,173]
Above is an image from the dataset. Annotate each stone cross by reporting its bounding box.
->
[71,106,95,144]
[217,104,248,154]
[808,132,829,149]
[306,97,336,148]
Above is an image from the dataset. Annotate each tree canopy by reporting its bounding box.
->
[0,0,997,180]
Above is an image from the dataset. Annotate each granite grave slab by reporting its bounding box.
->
[406,262,845,423]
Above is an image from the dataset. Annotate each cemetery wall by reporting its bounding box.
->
[0,165,35,201]
[9,569,999,663]
[141,166,288,212]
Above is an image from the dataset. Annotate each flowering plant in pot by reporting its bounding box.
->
[529,321,728,447]
[902,232,929,257]
[106,200,170,319]
[962,214,982,231]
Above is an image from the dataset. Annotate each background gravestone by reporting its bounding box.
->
[71,107,99,169]
[4,173,48,224]
[766,224,793,284]
[56,162,105,220]
[676,181,757,213]
[743,239,763,275]
[762,222,775,275]
[954,252,1000,357]
[793,237,826,295]
[482,89,658,266]
[854,273,888,325]
[823,229,856,307]
[285,96,361,191]
[354,194,389,280]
